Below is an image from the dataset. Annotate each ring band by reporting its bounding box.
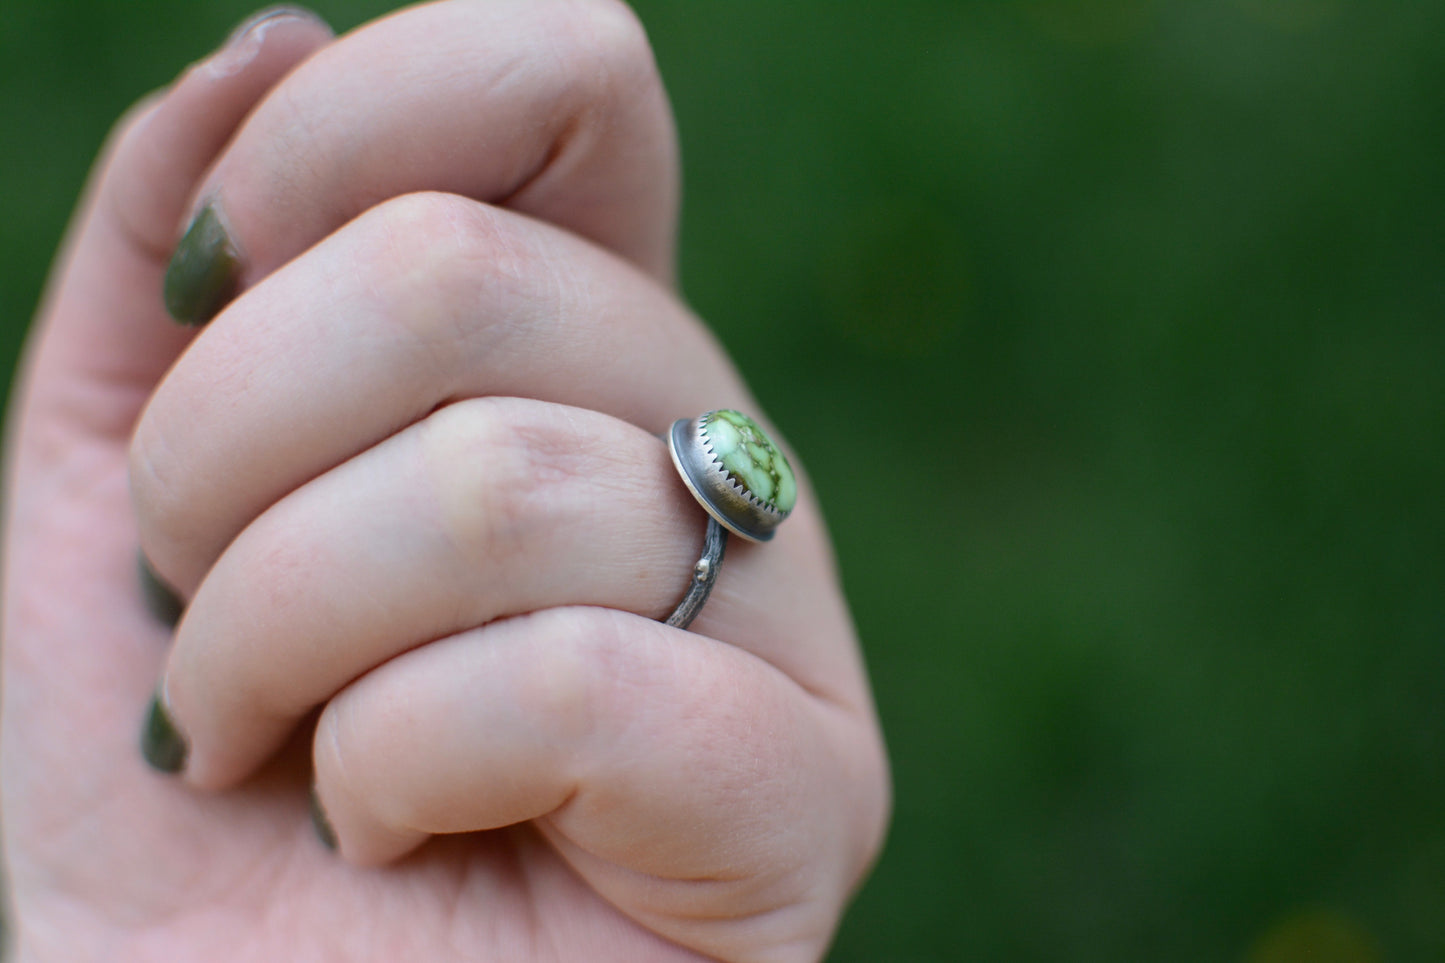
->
[664,517,727,629]
[663,410,796,629]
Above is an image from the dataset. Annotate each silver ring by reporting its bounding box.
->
[664,410,796,629]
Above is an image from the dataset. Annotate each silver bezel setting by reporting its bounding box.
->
[668,412,790,543]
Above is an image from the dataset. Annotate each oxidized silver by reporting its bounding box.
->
[663,411,793,629]
[664,516,727,630]
[667,414,788,543]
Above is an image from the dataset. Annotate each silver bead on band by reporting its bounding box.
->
[664,516,727,629]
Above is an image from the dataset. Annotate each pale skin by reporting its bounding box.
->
[0,2,889,961]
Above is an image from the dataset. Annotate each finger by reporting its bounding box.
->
[161,397,857,789]
[132,193,730,597]
[163,0,677,326]
[15,9,331,447]
[311,606,890,962]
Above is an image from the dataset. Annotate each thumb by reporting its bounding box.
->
[12,8,332,450]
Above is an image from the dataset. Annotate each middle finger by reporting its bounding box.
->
[132,192,740,597]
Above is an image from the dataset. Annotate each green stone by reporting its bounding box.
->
[702,410,796,513]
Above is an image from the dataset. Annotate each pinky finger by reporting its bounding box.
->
[311,606,888,961]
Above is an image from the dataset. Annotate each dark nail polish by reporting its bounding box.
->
[163,202,240,326]
[310,787,337,851]
[138,553,184,628]
[141,693,188,774]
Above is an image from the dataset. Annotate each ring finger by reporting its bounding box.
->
[157,396,816,789]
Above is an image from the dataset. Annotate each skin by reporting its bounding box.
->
[0,2,890,961]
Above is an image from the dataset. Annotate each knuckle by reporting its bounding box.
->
[557,0,665,113]
[416,400,586,569]
[509,608,631,745]
[350,193,551,354]
[363,190,480,256]
[565,0,656,80]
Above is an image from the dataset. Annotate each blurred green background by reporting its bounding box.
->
[3,0,1442,959]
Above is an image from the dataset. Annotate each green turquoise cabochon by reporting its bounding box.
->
[701,410,797,514]
[668,410,796,542]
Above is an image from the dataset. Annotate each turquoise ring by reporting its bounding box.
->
[664,410,796,629]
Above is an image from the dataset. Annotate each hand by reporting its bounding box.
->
[1,3,888,962]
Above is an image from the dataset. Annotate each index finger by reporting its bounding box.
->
[163,0,678,326]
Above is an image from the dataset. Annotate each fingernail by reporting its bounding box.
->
[224,5,329,49]
[205,5,330,79]
[137,553,184,628]
[309,787,338,851]
[141,691,188,774]
[163,201,241,326]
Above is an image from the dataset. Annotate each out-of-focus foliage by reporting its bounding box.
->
[2,1,1441,959]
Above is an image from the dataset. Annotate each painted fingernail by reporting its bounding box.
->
[141,691,188,774]
[137,553,184,628]
[309,787,338,851]
[163,201,240,326]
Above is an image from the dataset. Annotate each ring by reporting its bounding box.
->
[664,410,796,629]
